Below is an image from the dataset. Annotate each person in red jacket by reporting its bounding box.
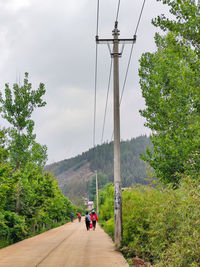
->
[77,212,81,222]
[90,210,98,230]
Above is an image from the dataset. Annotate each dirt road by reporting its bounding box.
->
[0,219,129,267]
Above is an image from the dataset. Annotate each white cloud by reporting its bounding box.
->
[0,0,31,12]
[0,0,169,163]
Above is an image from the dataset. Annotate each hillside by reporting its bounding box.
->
[45,135,153,206]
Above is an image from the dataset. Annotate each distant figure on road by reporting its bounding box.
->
[91,210,98,230]
[77,212,81,222]
[85,211,91,230]
[71,212,74,222]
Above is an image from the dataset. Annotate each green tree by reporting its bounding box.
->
[88,173,109,201]
[138,0,200,185]
[139,32,200,184]
[0,73,47,169]
[0,129,8,162]
[0,74,75,247]
[153,0,200,54]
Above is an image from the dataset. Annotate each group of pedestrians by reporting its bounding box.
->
[85,210,98,231]
[70,212,82,222]
[70,210,98,231]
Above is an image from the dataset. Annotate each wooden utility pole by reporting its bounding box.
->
[95,170,99,217]
[96,22,136,248]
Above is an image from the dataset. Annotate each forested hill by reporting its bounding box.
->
[45,135,153,205]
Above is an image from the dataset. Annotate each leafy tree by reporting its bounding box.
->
[0,73,47,169]
[88,173,109,201]
[0,129,8,162]
[138,0,200,185]
[0,74,75,248]
[139,32,200,184]
[153,0,200,54]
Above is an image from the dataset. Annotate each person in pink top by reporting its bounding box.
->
[90,210,98,230]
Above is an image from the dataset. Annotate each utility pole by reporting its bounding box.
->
[95,170,99,217]
[96,22,136,248]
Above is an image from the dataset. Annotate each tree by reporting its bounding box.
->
[0,73,47,169]
[139,0,200,185]
[0,74,75,246]
[153,0,200,54]
[88,173,109,201]
[0,129,8,162]
[139,32,200,185]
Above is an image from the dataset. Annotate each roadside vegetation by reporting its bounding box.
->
[99,177,200,266]
[99,1,200,266]
[0,74,76,248]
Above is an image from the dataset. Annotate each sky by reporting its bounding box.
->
[0,0,170,164]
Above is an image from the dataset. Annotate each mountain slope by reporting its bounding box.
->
[45,135,153,205]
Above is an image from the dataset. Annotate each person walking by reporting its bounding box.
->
[77,212,81,222]
[85,211,91,231]
[71,212,74,222]
[90,210,98,230]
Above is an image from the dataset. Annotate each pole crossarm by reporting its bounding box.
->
[96,35,136,45]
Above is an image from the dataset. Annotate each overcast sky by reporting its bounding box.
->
[0,0,170,164]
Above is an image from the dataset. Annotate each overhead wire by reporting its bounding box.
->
[96,0,100,36]
[100,0,121,144]
[111,0,146,141]
[134,0,146,36]
[93,0,100,147]
[99,0,146,143]
[115,0,121,22]
[119,0,146,108]
[101,58,113,144]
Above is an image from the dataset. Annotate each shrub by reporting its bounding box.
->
[99,175,200,266]
[2,211,27,242]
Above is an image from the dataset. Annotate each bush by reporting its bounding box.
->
[98,184,114,238]
[99,175,200,266]
[1,211,27,242]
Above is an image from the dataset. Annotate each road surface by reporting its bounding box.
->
[0,218,129,267]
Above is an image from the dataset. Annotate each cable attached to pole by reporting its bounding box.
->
[96,0,100,36]
[101,58,113,144]
[115,0,121,23]
[93,43,98,147]
[110,0,146,142]
[93,0,100,147]
[120,0,146,106]
[134,0,146,36]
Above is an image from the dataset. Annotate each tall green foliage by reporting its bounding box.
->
[153,0,200,54]
[88,173,109,201]
[139,1,200,185]
[0,73,47,169]
[0,161,72,245]
[0,129,8,162]
[98,184,114,239]
[0,74,74,247]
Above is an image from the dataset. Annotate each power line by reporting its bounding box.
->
[93,0,100,147]
[134,0,146,35]
[96,0,100,36]
[101,58,113,144]
[98,0,120,145]
[110,0,146,141]
[115,0,121,22]
[119,43,133,105]
[93,43,98,147]
[120,0,146,106]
